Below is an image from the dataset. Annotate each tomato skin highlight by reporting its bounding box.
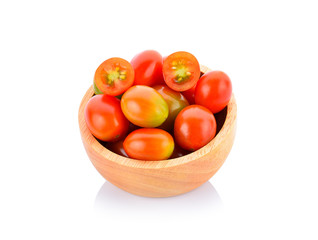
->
[84,95,129,142]
[94,57,134,96]
[163,51,200,91]
[131,50,164,86]
[195,71,232,113]
[174,105,217,151]
[121,85,169,128]
[123,128,174,160]
[153,85,189,131]
[182,83,197,104]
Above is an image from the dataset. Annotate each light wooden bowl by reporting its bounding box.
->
[78,65,237,197]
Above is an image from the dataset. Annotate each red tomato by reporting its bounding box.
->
[123,128,174,160]
[84,95,129,141]
[153,85,189,131]
[121,85,169,127]
[174,105,217,151]
[131,50,164,86]
[195,71,232,113]
[163,51,200,91]
[94,57,134,96]
[182,83,196,104]
[106,140,129,158]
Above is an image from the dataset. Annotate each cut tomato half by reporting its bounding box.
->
[94,57,134,96]
[162,51,200,91]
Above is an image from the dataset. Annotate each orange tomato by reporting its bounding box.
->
[123,128,174,160]
[121,85,169,127]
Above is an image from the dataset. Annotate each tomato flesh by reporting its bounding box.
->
[163,51,200,91]
[123,128,174,160]
[174,105,217,151]
[94,57,134,96]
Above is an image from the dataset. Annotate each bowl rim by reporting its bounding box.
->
[78,65,237,169]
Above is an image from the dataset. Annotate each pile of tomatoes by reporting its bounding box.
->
[84,50,232,161]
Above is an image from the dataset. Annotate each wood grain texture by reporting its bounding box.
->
[78,65,237,197]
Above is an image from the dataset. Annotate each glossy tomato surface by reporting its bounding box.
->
[121,85,169,127]
[182,83,197,104]
[131,50,164,86]
[174,105,217,151]
[84,94,129,141]
[153,85,189,131]
[123,128,174,160]
[106,140,129,158]
[195,71,232,113]
[163,51,200,91]
[94,57,134,96]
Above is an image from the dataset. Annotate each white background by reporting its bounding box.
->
[1,0,318,239]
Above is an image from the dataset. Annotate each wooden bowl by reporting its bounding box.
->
[78,65,237,197]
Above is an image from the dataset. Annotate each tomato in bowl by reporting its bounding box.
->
[79,65,237,197]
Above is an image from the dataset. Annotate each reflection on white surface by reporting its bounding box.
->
[94,181,223,217]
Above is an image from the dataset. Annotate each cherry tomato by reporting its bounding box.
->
[169,144,190,159]
[94,57,134,96]
[131,50,165,86]
[182,83,196,104]
[174,105,217,151]
[84,94,129,141]
[106,140,129,158]
[163,51,200,91]
[123,128,174,160]
[153,85,189,131]
[195,71,232,113]
[121,85,169,127]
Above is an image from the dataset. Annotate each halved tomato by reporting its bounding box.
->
[162,51,200,91]
[94,57,134,96]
